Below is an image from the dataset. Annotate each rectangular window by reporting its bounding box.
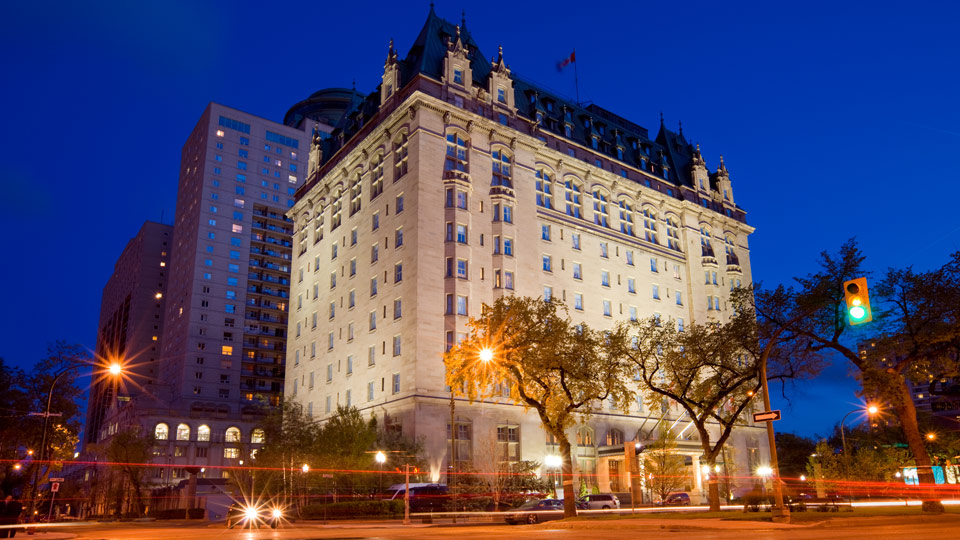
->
[393,335,402,356]
[456,295,468,316]
[572,233,580,250]
[603,300,612,317]
[628,278,636,294]
[626,250,634,266]
[678,318,685,332]
[544,286,553,302]
[370,277,378,297]
[629,306,637,321]
[347,355,354,374]
[392,373,401,394]
[652,284,660,300]
[369,345,376,366]
[574,293,584,311]
[601,271,610,287]
[573,263,582,280]
[503,237,513,256]
[456,259,468,279]
[371,243,379,263]
[504,271,514,290]
[396,194,404,213]
[600,242,608,258]
[369,311,377,330]
[650,257,658,273]
[394,298,402,319]
[368,381,375,402]
[394,262,403,283]
[541,224,551,241]
[372,212,380,231]
[456,224,468,244]
[676,291,683,305]
[395,227,404,247]
[542,255,552,272]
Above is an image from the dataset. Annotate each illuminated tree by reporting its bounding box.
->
[643,423,687,503]
[443,296,633,518]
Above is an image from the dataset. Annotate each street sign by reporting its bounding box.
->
[49,477,65,482]
[753,410,782,422]
[50,482,60,493]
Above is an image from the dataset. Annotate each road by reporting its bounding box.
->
[37,514,960,540]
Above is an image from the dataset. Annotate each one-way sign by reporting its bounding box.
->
[753,410,782,422]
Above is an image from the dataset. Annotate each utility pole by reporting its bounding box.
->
[403,464,411,525]
[760,358,789,523]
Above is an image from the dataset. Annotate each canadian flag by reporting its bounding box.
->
[556,51,576,71]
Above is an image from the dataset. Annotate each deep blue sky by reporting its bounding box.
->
[2,1,957,438]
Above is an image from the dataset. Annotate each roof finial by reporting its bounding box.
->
[678,120,683,136]
[455,25,460,40]
[462,9,466,29]
[659,111,664,125]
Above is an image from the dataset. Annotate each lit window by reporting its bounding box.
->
[221,346,233,356]
[154,423,169,440]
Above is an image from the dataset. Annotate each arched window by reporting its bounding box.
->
[606,428,624,446]
[643,208,659,244]
[154,423,169,441]
[491,149,512,187]
[313,207,324,244]
[725,236,739,265]
[666,216,681,251]
[700,226,714,256]
[393,133,409,180]
[564,179,582,218]
[619,200,634,236]
[576,427,597,490]
[593,191,609,228]
[444,133,468,172]
[330,190,342,230]
[349,174,362,216]
[370,155,384,199]
[176,423,190,441]
[535,170,553,209]
[197,424,211,442]
[225,426,241,443]
[251,428,265,444]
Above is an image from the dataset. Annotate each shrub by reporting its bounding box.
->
[300,500,404,519]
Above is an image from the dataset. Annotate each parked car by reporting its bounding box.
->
[578,493,620,510]
[661,492,691,506]
[384,483,450,512]
[504,499,564,524]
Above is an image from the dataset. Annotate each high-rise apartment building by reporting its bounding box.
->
[286,8,766,501]
[89,103,350,488]
[86,221,172,446]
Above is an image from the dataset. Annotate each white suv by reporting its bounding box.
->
[580,493,620,510]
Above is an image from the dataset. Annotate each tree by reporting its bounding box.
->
[807,441,910,498]
[624,303,818,511]
[643,423,686,503]
[104,429,153,517]
[443,296,633,517]
[775,432,817,479]
[754,241,960,512]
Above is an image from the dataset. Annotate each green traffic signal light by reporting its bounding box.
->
[849,305,866,320]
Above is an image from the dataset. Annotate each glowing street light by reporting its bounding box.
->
[478,347,494,363]
[926,432,937,441]
[375,451,386,464]
[756,466,773,478]
[301,464,310,473]
[841,404,880,454]
[109,363,123,376]
[799,475,806,482]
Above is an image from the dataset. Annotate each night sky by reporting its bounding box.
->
[2,1,957,438]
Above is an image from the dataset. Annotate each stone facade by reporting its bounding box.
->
[286,8,768,501]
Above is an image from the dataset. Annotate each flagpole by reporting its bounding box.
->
[573,48,580,106]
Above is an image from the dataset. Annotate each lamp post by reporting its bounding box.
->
[29,360,123,518]
[757,465,773,501]
[840,404,880,455]
[375,451,386,496]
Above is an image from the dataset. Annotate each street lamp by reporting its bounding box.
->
[375,451,386,496]
[478,347,494,363]
[29,359,124,518]
[840,404,880,454]
[926,432,936,441]
[757,466,773,500]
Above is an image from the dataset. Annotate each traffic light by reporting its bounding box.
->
[843,277,872,325]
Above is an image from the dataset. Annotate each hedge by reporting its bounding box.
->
[300,500,404,519]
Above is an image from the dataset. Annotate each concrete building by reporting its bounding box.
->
[285,7,766,501]
[86,220,172,446]
[89,103,345,493]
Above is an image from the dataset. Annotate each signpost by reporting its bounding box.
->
[753,410,781,422]
[48,479,65,522]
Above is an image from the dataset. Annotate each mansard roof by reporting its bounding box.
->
[316,6,733,209]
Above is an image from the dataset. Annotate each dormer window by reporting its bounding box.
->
[497,87,506,103]
[598,125,605,135]
[583,118,590,128]
[536,112,544,123]
[454,69,464,85]
[564,125,572,137]
[591,137,598,149]
[565,110,572,121]
[616,147,624,160]
[631,140,638,150]
[529,94,536,104]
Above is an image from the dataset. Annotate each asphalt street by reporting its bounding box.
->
[28,514,960,540]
